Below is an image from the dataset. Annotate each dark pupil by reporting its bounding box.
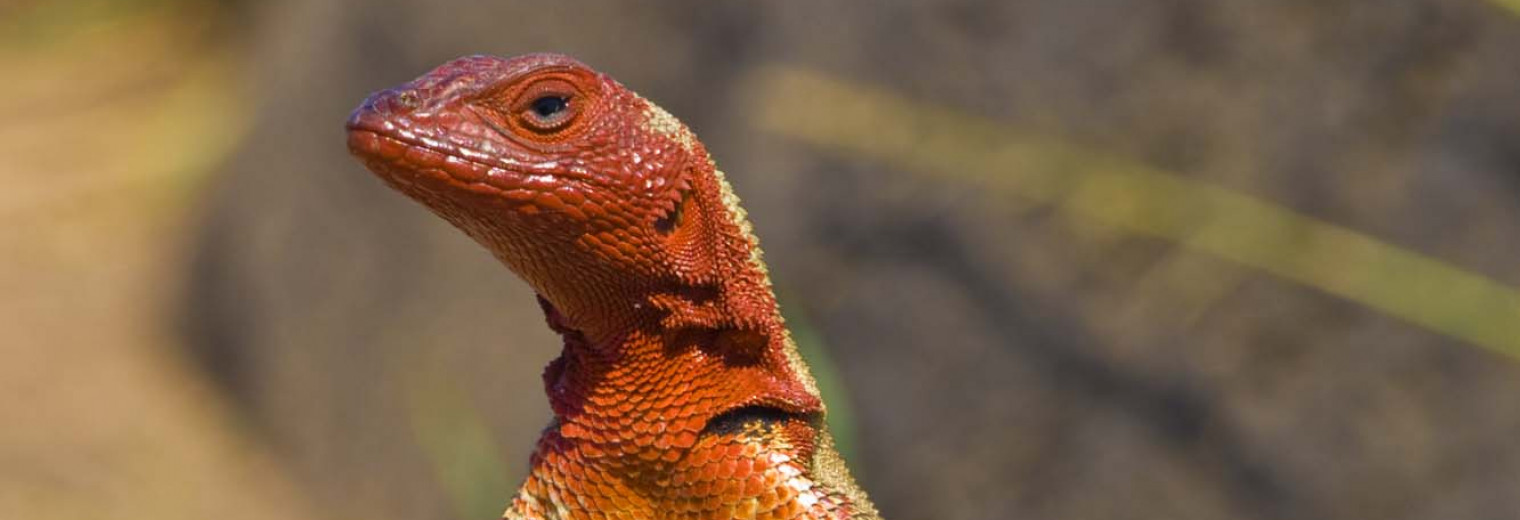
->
[531,96,569,118]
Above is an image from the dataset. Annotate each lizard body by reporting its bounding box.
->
[346,54,880,520]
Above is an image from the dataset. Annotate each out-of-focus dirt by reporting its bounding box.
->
[0,7,317,520]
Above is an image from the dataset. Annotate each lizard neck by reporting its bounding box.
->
[512,168,879,519]
[536,166,824,453]
[539,314,821,452]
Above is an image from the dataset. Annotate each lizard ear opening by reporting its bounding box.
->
[657,176,720,281]
[654,189,689,235]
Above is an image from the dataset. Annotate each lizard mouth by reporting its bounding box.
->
[347,124,566,195]
[344,99,617,196]
[347,118,689,230]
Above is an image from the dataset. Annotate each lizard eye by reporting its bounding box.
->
[531,96,569,118]
[512,78,582,134]
[520,94,574,131]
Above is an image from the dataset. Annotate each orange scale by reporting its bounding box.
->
[687,497,714,515]
[768,470,790,493]
[692,468,720,488]
[742,472,766,497]
[683,400,711,417]
[523,478,545,495]
[629,431,653,450]
[703,482,729,503]
[759,506,789,520]
[553,186,586,205]
[677,417,705,435]
[624,387,647,403]
[731,457,754,480]
[560,204,588,222]
[771,502,803,520]
[577,431,607,446]
[681,446,706,467]
[607,492,637,513]
[575,466,602,486]
[718,457,746,478]
[755,486,784,511]
[583,491,611,513]
[733,497,760,519]
[563,420,595,438]
[532,192,566,211]
[672,430,699,449]
[668,468,693,488]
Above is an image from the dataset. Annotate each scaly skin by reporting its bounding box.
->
[346,54,881,520]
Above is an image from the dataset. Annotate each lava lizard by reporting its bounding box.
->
[347,53,881,520]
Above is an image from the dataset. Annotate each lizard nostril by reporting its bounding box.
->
[396,90,421,109]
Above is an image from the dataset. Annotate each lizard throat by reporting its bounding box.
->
[533,293,824,454]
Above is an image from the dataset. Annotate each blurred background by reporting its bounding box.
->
[4,0,1520,519]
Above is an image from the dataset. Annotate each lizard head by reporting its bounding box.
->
[347,54,729,333]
